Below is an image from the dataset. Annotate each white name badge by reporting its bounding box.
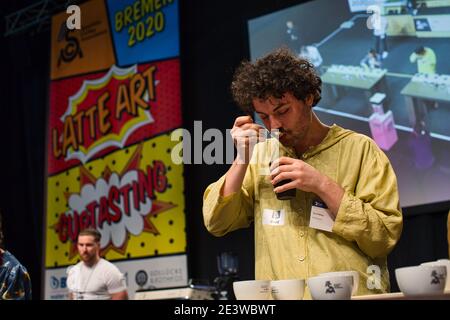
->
[263,209,286,226]
[309,199,335,232]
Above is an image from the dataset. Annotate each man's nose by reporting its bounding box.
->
[269,116,282,130]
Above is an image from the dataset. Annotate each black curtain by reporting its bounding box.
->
[0,29,49,299]
[388,209,449,291]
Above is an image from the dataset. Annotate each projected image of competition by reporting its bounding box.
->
[44,0,187,300]
[249,0,450,208]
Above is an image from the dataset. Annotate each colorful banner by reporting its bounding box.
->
[48,60,182,174]
[50,0,116,80]
[46,135,186,266]
[106,0,179,66]
[45,0,186,299]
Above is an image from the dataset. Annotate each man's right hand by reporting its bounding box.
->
[230,116,265,164]
[221,116,265,197]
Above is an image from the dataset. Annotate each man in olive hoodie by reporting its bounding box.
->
[203,48,403,298]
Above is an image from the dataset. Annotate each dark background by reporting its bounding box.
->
[0,0,448,299]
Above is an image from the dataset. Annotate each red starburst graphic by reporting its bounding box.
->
[53,143,176,259]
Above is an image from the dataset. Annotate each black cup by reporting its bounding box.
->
[274,179,296,200]
[269,161,296,200]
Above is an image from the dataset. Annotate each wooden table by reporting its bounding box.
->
[352,290,450,300]
[401,78,450,126]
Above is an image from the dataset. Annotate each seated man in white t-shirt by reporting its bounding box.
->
[300,45,323,68]
[67,228,128,300]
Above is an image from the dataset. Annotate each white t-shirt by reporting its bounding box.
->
[373,16,388,37]
[66,258,127,300]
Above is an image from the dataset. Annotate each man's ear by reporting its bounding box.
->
[305,94,314,107]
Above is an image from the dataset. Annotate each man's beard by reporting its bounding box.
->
[81,253,96,264]
[278,129,296,147]
[278,128,306,148]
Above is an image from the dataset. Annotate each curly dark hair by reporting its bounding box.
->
[231,47,322,114]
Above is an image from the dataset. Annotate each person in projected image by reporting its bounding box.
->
[408,120,435,169]
[360,48,382,69]
[285,20,301,54]
[406,0,419,15]
[66,228,128,300]
[410,46,439,110]
[373,14,389,60]
[286,20,299,42]
[202,48,403,299]
[300,45,323,70]
[409,46,436,75]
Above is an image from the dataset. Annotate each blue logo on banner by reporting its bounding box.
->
[106,0,179,66]
[50,276,60,289]
[50,276,67,289]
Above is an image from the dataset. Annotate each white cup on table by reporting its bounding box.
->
[421,259,450,291]
[307,274,353,300]
[270,279,305,300]
[395,265,447,296]
[316,271,359,296]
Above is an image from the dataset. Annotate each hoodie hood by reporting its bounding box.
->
[274,124,355,159]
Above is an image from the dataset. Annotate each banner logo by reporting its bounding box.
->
[57,22,83,67]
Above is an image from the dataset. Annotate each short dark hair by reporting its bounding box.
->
[415,46,426,55]
[78,228,101,242]
[231,47,322,114]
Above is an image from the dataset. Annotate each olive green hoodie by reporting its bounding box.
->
[203,124,403,298]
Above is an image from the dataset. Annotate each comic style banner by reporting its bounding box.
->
[50,0,116,80]
[106,0,179,66]
[46,132,186,267]
[46,0,185,299]
[48,59,182,175]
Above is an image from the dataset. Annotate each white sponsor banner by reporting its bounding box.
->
[44,254,188,300]
[44,268,71,300]
[116,254,188,300]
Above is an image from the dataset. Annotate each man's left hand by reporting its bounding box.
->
[269,157,325,193]
[269,156,344,216]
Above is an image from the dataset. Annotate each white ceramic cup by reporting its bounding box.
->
[270,279,305,300]
[316,271,359,296]
[307,274,353,300]
[421,259,450,291]
[233,280,271,300]
[395,265,447,296]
